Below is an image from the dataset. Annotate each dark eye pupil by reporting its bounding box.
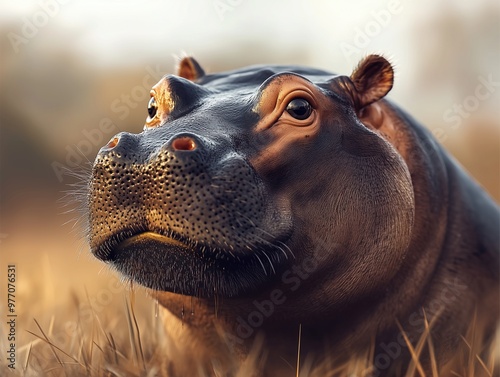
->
[286,98,312,120]
[148,97,157,118]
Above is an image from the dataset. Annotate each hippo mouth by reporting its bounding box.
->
[94,229,290,298]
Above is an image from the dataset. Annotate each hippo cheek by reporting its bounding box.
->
[87,131,293,298]
[250,120,415,313]
[301,158,414,309]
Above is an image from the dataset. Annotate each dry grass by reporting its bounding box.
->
[1,287,497,377]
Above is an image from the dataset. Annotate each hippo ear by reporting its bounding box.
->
[177,56,206,81]
[349,55,394,110]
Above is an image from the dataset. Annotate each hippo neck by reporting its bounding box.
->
[384,101,451,309]
[372,101,499,368]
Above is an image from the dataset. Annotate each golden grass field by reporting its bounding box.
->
[1,283,498,376]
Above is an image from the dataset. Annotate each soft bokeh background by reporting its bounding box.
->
[0,0,498,373]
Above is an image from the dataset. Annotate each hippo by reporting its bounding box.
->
[87,55,499,376]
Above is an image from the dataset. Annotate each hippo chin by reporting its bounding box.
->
[87,55,499,375]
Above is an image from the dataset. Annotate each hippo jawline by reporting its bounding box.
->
[98,230,286,298]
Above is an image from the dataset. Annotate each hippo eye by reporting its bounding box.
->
[147,97,158,119]
[286,98,312,120]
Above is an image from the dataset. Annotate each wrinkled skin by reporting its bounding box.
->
[87,55,499,375]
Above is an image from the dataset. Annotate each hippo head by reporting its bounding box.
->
[88,55,414,312]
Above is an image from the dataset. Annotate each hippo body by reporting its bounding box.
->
[87,56,499,375]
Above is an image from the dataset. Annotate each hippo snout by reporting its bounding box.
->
[88,128,292,296]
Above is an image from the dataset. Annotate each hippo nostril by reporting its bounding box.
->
[172,136,197,151]
[105,136,120,150]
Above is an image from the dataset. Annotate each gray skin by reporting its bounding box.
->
[87,55,499,375]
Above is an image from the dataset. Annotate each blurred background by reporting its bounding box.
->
[0,0,498,372]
